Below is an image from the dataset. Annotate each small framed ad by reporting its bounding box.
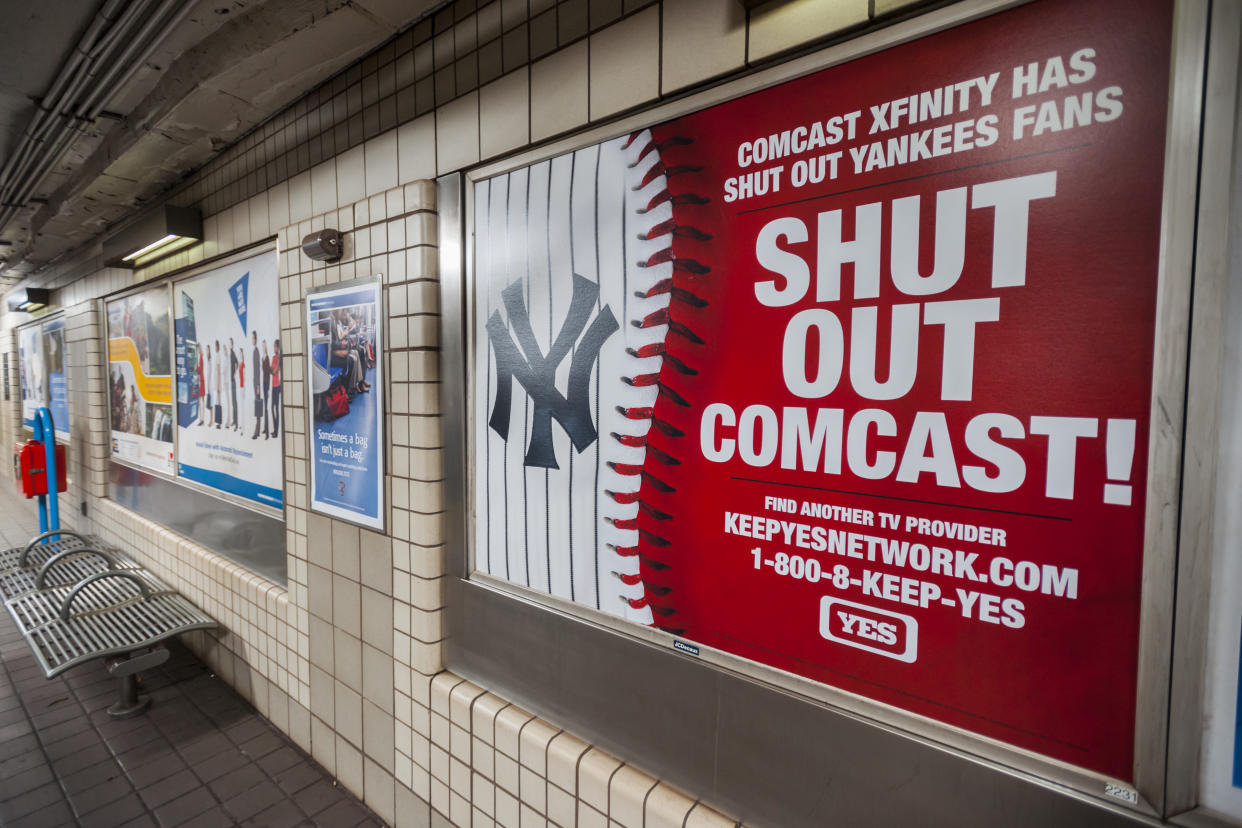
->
[42,317,69,442]
[107,285,175,475]
[305,275,385,530]
[18,322,44,431]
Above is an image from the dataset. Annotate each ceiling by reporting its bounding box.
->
[0,3,103,170]
[0,0,443,292]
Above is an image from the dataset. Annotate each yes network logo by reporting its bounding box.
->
[820,597,918,663]
[485,274,618,469]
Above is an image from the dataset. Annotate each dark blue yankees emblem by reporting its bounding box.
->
[486,274,619,469]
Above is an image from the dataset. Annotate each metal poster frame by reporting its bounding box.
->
[101,279,178,479]
[1164,0,1242,822]
[38,312,69,442]
[438,0,1215,822]
[102,242,285,520]
[302,273,387,533]
[15,311,65,435]
[170,246,285,513]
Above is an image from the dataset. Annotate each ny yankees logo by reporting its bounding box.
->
[487,273,619,469]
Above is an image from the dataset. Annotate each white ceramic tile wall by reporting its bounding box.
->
[661,0,748,94]
[530,40,590,142]
[748,0,870,61]
[588,6,660,120]
[0,0,950,824]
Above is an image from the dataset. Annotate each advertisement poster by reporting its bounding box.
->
[470,0,1172,779]
[18,324,43,430]
[107,287,174,474]
[306,279,384,529]
[174,251,283,508]
[42,318,69,440]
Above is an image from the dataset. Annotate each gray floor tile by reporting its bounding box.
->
[0,760,55,797]
[297,779,353,817]
[138,767,202,810]
[43,727,105,761]
[69,774,137,817]
[128,751,191,788]
[210,761,268,800]
[222,779,285,822]
[239,729,286,760]
[177,804,240,828]
[61,756,126,795]
[52,741,114,777]
[257,745,304,777]
[154,786,224,827]
[0,733,41,762]
[8,798,76,827]
[242,797,310,827]
[0,748,46,781]
[275,761,328,796]
[191,745,249,784]
[78,791,148,827]
[0,780,66,822]
[314,798,371,827]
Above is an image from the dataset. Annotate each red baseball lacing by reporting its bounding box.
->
[624,135,692,164]
[615,405,684,437]
[631,308,705,345]
[605,462,674,493]
[637,247,710,274]
[626,344,697,375]
[606,128,710,636]
[640,219,712,242]
[605,543,670,570]
[636,278,708,309]
[606,436,679,466]
[637,190,709,214]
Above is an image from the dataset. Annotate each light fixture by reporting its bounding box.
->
[104,204,202,268]
[6,287,51,313]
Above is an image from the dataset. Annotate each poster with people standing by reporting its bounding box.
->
[173,250,283,508]
[107,286,174,474]
[306,277,384,529]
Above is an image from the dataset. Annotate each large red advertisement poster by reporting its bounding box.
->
[472,0,1172,780]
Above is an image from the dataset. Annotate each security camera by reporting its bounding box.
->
[301,229,342,262]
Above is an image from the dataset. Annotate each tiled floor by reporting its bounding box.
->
[0,491,385,827]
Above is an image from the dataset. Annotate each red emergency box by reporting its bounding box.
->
[13,441,67,497]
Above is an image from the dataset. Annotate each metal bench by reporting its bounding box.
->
[2,531,216,717]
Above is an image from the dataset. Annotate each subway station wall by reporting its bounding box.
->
[0,0,1227,826]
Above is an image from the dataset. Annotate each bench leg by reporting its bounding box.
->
[108,673,152,719]
[105,648,168,719]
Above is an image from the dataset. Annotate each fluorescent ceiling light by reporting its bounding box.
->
[6,287,52,313]
[104,205,202,268]
[131,234,198,267]
[122,233,181,261]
